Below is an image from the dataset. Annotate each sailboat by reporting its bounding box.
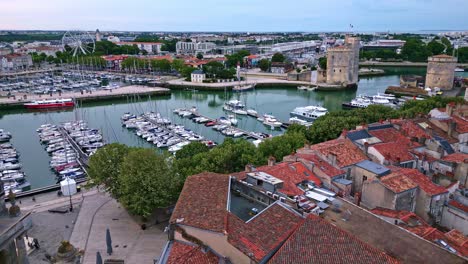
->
[233,67,256,92]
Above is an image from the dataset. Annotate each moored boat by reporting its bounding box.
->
[24,98,75,109]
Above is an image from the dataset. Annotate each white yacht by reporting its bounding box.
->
[342,96,372,109]
[289,117,312,127]
[247,109,258,117]
[228,115,238,126]
[290,105,328,122]
[262,115,282,128]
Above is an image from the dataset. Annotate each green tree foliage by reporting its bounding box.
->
[171,59,185,72]
[400,39,431,62]
[161,39,177,52]
[94,41,140,55]
[427,40,445,56]
[271,53,286,63]
[196,53,203,59]
[0,33,62,42]
[87,143,132,198]
[256,132,306,162]
[202,61,235,79]
[258,59,271,72]
[458,47,468,63]
[225,50,250,67]
[151,59,172,72]
[304,96,465,144]
[121,57,148,70]
[118,149,181,217]
[318,57,327,70]
[175,142,209,160]
[361,49,400,61]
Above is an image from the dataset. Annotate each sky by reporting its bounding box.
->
[0,0,467,32]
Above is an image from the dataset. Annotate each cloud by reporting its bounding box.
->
[0,0,467,31]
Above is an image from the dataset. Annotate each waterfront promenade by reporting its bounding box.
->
[168,76,310,89]
[0,85,170,108]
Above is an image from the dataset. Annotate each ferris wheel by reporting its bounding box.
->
[62,31,96,56]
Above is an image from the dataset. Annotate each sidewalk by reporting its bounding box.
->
[70,193,167,264]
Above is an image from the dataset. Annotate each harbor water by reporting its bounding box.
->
[1,67,467,189]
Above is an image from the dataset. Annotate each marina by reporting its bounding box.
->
[0,67,466,191]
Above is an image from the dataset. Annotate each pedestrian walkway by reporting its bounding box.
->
[70,192,167,263]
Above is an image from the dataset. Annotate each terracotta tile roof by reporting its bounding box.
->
[227,203,303,262]
[431,54,455,59]
[257,162,321,196]
[170,172,230,232]
[307,138,368,168]
[234,162,321,196]
[400,120,431,139]
[370,207,414,220]
[452,116,468,134]
[445,230,468,256]
[448,200,468,213]
[269,214,400,264]
[101,55,128,61]
[294,153,345,177]
[166,241,219,264]
[393,167,448,196]
[379,172,418,193]
[442,153,468,163]
[372,207,468,257]
[371,142,415,163]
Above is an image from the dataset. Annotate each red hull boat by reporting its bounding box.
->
[24,98,75,109]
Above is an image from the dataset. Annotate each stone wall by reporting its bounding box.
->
[425,56,457,90]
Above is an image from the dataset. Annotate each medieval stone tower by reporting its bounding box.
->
[425,54,457,90]
[95,29,102,42]
[326,36,360,87]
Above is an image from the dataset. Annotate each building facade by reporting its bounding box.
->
[190,70,205,83]
[425,55,457,90]
[325,36,360,87]
[0,53,33,72]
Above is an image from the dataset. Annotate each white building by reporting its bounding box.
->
[191,69,206,83]
[0,53,33,72]
[176,41,216,54]
[117,42,163,54]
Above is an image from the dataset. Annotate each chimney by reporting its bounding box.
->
[245,164,255,172]
[268,156,276,166]
[448,119,457,137]
[327,153,337,166]
[364,142,369,155]
[395,157,401,166]
[446,102,455,116]
[342,129,348,138]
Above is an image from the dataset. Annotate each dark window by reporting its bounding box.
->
[363,176,368,182]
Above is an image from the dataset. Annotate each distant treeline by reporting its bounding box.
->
[0,33,63,42]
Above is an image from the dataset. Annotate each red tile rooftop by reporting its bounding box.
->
[392,167,448,196]
[400,120,431,139]
[371,142,415,163]
[269,214,399,264]
[294,153,345,177]
[227,203,303,262]
[445,230,468,256]
[259,162,321,196]
[452,116,468,134]
[370,207,414,220]
[170,172,230,233]
[449,200,468,213]
[166,241,219,264]
[379,172,418,193]
[305,138,367,168]
[442,153,468,163]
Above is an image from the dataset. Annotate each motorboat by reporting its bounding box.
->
[263,115,282,128]
[168,141,190,152]
[289,117,312,126]
[218,117,231,126]
[233,83,255,92]
[24,98,75,109]
[342,96,372,109]
[247,109,258,117]
[297,85,308,90]
[232,109,248,115]
[290,105,328,122]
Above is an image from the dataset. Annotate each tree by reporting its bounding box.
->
[202,61,224,78]
[400,38,430,62]
[427,40,445,56]
[272,52,285,63]
[258,59,270,72]
[318,57,327,70]
[225,50,250,67]
[196,53,203,60]
[118,149,181,218]
[175,142,209,160]
[257,132,306,162]
[151,59,171,72]
[171,59,185,72]
[458,47,468,63]
[87,143,131,198]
